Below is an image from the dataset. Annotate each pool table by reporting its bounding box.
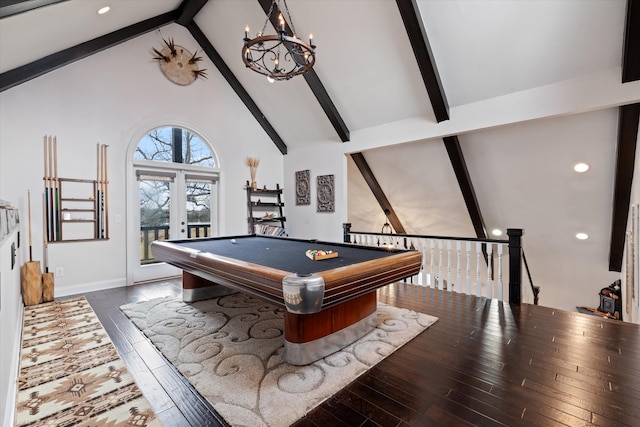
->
[151,235,422,365]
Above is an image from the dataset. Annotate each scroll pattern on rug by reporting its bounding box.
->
[15,296,162,427]
[121,293,437,427]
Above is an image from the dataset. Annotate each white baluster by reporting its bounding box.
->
[497,244,504,301]
[466,241,471,295]
[429,239,435,288]
[438,240,444,290]
[420,238,428,287]
[456,241,462,294]
[446,240,452,292]
[476,242,482,297]
[486,243,493,299]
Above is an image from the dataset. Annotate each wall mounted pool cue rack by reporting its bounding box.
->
[43,136,109,242]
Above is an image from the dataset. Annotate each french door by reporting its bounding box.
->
[131,167,217,283]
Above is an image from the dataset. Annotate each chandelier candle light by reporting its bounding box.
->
[243,0,316,82]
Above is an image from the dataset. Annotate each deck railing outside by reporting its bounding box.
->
[140,223,211,264]
[343,223,532,305]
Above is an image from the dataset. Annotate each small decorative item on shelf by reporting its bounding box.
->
[245,157,260,190]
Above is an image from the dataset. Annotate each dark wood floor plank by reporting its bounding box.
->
[70,280,640,426]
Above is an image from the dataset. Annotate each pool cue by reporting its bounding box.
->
[95,144,99,238]
[53,136,60,241]
[41,191,54,302]
[42,192,48,272]
[96,144,102,238]
[103,144,109,239]
[22,189,42,306]
[43,136,50,243]
[27,190,33,262]
[100,144,106,238]
[48,136,54,241]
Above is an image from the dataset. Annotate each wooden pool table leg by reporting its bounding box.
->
[182,271,235,302]
[283,292,378,365]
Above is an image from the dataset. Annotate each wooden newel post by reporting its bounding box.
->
[507,228,523,304]
[343,223,351,243]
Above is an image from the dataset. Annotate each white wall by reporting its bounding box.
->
[0,24,284,296]
[283,141,348,242]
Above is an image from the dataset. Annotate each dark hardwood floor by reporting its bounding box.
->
[78,280,640,426]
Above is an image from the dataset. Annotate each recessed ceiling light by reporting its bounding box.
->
[491,229,502,236]
[97,6,110,15]
[576,232,589,240]
[574,163,590,173]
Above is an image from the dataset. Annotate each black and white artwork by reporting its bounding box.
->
[317,174,334,213]
[295,170,310,205]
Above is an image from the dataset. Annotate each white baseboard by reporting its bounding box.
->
[54,277,128,298]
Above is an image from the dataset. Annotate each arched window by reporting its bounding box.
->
[134,126,215,167]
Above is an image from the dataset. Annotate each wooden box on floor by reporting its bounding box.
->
[21,261,42,306]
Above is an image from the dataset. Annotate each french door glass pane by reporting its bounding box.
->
[186,179,211,238]
[139,179,170,264]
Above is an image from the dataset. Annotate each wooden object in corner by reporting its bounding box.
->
[42,272,55,302]
[21,261,43,306]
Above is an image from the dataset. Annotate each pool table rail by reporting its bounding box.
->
[151,239,422,311]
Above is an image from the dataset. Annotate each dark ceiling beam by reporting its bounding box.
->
[622,0,640,82]
[443,136,487,239]
[0,10,178,92]
[350,152,406,234]
[185,21,287,155]
[256,0,350,142]
[0,0,67,19]
[609,103,640,271]
[396,0,449,122]
[176,0,208,26]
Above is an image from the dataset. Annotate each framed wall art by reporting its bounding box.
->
[317,174,335,212]
[295,170,310,205]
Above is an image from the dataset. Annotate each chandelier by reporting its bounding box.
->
[243,0,316,82]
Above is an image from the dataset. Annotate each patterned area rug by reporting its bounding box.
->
[15,297,162,427]
[121,293,438,427]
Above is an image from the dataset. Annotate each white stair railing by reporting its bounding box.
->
[343,227,519,302]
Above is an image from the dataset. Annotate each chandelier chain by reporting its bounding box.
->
[261,0,276,35]
[281,0,298,36]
